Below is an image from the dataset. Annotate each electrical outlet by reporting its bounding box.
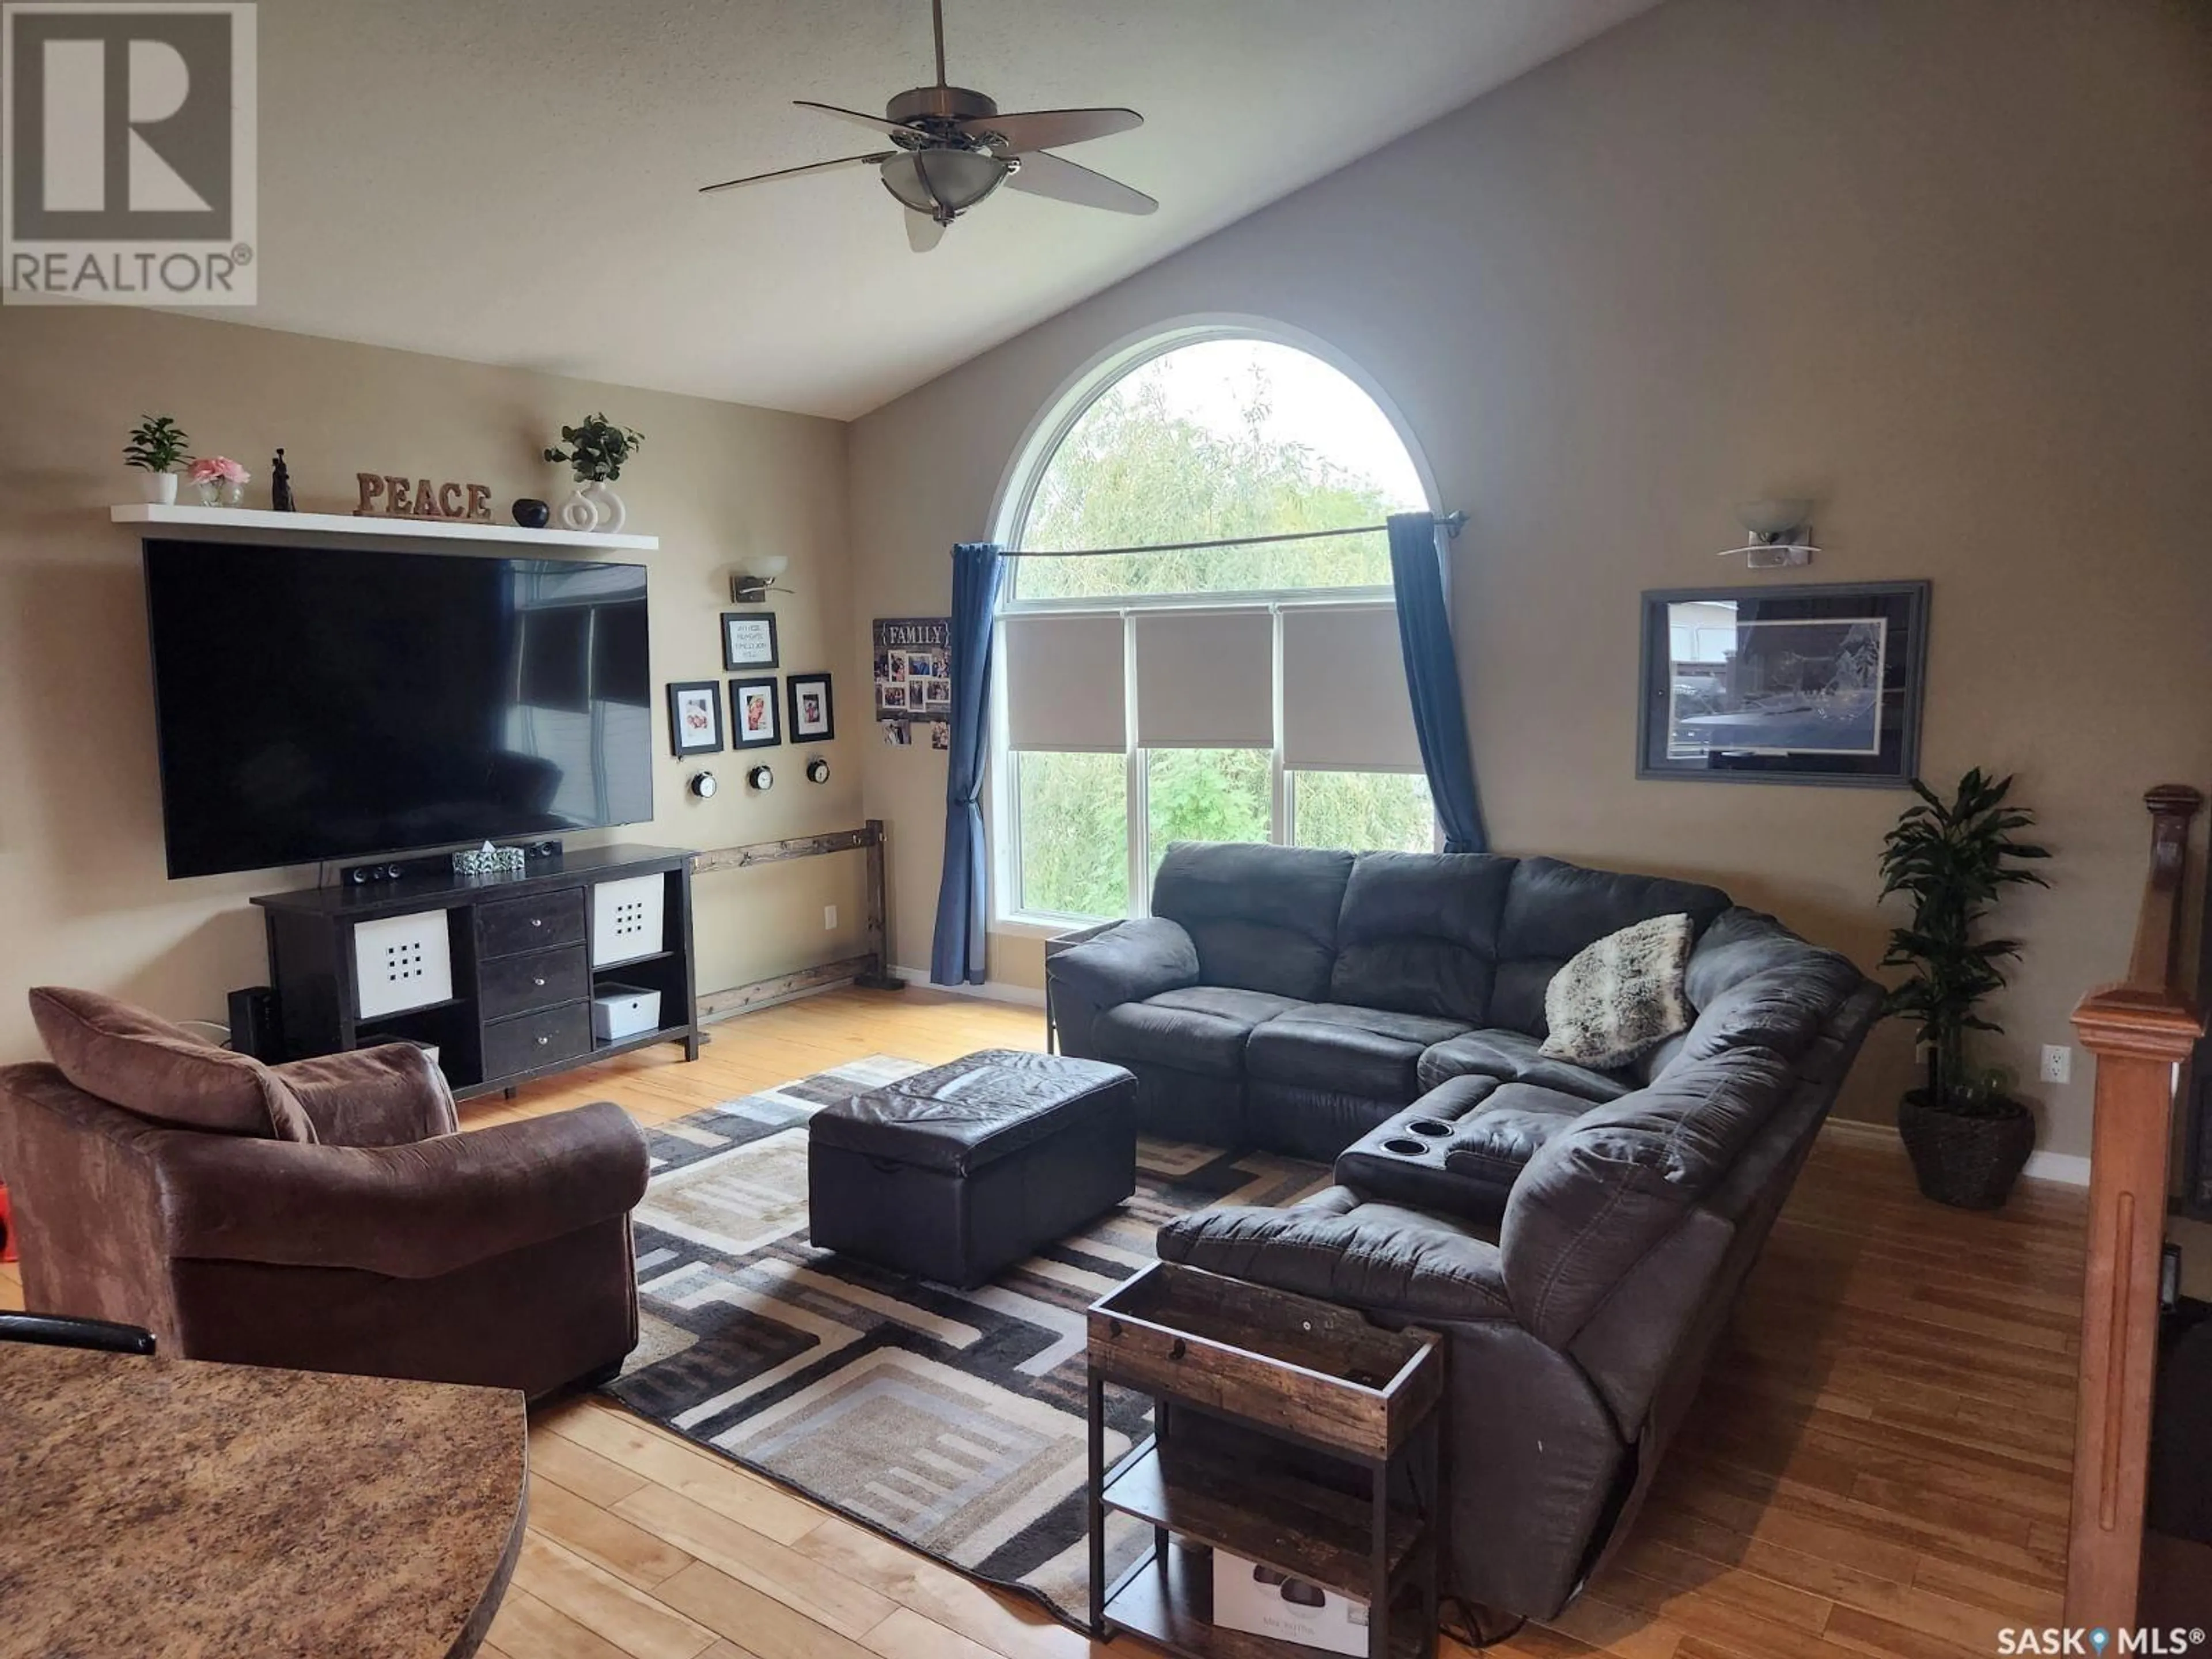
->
[2039,1044,2072,1085]
[824,904,838,932]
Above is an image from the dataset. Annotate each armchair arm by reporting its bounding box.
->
[1046,916,1200,1010]
[273,1043,459,1146]
[156,1101,649,1279]
[1157,1187,1516,1327]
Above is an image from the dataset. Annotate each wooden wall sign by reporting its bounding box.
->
[353,473,494,523]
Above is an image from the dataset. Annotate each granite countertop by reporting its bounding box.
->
[0,1344,528,1658]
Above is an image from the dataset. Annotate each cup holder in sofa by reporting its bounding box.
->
[1403,1119,1452,1138]
[1380,1137,1431,1158]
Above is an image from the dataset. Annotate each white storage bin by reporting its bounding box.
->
[1211,1549,1368,1657]
[591,874,664,968]
[351,910,454,1021]
[591,983,662,1043]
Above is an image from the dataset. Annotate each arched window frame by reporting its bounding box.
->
[986,317,1443,935]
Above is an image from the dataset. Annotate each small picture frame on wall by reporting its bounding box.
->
[787,673,835,743]
[1636,579,1930,786]
[666,681,724,756]
[730,678,780,748]
[721,611,780,672]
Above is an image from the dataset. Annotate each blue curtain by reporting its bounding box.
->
[930,542,1007,984]
[1389,511,1488,854]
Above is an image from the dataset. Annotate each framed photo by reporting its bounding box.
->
[730,677,780,748]
[1637,581,1929,786]
[787,673,836,743]
[666,680,724,756]
[874,617,950,725]
[721,611,780,672]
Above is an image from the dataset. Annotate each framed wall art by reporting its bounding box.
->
[666,680,724,756]
[730,678,781,748]
[787,673,836,743]
[722,611,780,672]
[1636,580,1929,786]
[874,616,950,725]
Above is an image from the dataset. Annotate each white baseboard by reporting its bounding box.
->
[888,964,1049,1009]
[1820,1115,2090,1187]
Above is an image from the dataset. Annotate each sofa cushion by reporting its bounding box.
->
[1247,1003,1472,1101]
[1327,852,1517,1023]
[1441,1082,1596,1187]
[1500,1046,1794,1348]
[1418,1029,1634,1103]
[28,986,317,1142]
[1539,913,1694,1070]
[1091,986,1309,1080]
[1489,858,1731,1036]
[1150,842,1355,1002]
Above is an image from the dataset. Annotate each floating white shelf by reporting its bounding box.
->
[109,502,659,552]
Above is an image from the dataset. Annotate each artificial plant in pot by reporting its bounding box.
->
[544,414,643,534]
[1878,768,2052,1209]
[123,415,191,504]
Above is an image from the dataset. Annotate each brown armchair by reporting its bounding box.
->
[0,988,649,1400]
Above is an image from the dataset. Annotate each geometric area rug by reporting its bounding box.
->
[601,1056,1330,1628]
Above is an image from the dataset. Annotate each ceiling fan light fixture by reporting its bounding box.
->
[879,148,1008,221]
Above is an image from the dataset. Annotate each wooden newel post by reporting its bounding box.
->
[2065,784,2205,1630]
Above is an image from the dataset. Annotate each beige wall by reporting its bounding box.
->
[850,0,2212,1158]
[0,306,862,1061]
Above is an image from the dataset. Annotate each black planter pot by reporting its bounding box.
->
[1897,1089,2036,1210]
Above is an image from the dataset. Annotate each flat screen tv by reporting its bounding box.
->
[143,539,653,878]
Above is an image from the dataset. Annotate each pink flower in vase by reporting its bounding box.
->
[186,455,251,506]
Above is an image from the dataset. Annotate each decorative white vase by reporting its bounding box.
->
[557,487,597,532]
[138,471,179,505]
[585,481,627,533]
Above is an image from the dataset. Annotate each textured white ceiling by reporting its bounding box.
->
[241,0,1660,418]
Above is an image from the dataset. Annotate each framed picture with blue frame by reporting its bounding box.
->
[1636,580,1929,786]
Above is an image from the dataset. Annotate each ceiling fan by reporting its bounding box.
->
[697,0,1157,252]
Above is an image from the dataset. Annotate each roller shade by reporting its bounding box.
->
[1282,604,1421,770]
[1002,612,1126,752]
[1133,608,1274,749]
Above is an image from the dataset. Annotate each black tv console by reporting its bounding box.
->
[252,844,701,1101]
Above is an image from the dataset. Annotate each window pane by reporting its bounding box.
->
[1015,751,1128,919]
[1291,770,1435,853]
[1147,748,1272,860]
[1015,339,1426,601]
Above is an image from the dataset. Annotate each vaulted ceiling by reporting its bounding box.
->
[239,0,1660,418]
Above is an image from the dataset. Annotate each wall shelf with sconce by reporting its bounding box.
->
[112,503,658,552]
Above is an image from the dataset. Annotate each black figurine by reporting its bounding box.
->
[271,448,296,512]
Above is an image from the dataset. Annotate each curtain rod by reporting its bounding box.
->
[994,509,1465,559]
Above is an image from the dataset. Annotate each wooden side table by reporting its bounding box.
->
[1086,1261,1444,1659]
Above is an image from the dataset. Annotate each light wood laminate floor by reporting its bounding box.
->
[1,987,2088,1659]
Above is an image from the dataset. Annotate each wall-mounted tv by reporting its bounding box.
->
[143,540,654,878]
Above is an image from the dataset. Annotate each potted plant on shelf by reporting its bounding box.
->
[544,414,644,533]
[1877,768,2052,1209]
[123,415,191,504]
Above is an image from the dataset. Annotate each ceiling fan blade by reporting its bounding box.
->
[1004,150,1157,215]
[793,100,916,141]
[954,107,1142,154]
[905,210,945,253]
[698,151,895,195]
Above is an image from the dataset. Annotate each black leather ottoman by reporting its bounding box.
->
[808,1050,1137,1287]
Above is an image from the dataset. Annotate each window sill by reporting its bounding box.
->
[991,912,1116,941]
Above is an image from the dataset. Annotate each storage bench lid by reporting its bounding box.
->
[809,1050,1134,1176]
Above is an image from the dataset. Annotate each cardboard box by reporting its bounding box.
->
[1210,1548,1369,1657]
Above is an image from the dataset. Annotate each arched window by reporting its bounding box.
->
[994,330,1438,926]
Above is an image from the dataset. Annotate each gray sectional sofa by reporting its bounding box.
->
[1047,841,1881,1627]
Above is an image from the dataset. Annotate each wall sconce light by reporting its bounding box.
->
[730,555,792,604]
[1717,499,1819,569]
